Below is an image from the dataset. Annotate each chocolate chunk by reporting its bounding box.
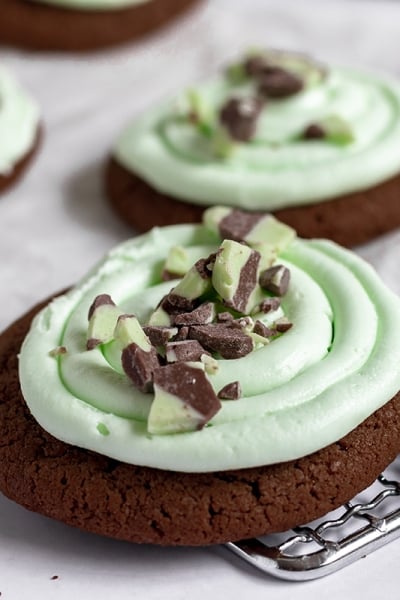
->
[230,316,254,330]
[259,265,290,296]
[165,340,209,363]
[173,326,189,341]
[275,317,293,333]
[143,326,178,347]
[303,123,326,140]
[219,96,264,142]
[217,311,234,323]
[259,297,281,313]
[189,324,253,359]
[217,381,242,400]
[161,293,198,314]
[173,302,215,326]
[258,67,303,99]
[244,54,269,77]
[121,342,160,393]
[149,363,222,433]
[230,248,261,314]
[253,320,275,339]
[195,254,215,280]
[161,269,183,282]
[87,294,115,320]
[218,209,265,242]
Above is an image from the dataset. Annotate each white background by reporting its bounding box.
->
[1,0,400,597]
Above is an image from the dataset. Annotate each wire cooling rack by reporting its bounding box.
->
[226,457,400,580]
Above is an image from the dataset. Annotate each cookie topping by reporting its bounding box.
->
[253,320,275,339]
[188,323,254,359]
[165,340,209,363]
[259,265,291,296]
[259,297,281,313]
[303,123,326,140]
[173,302,216,326]
[217,381,242,400]
[148,363,221,434]
[87,294,122,350]
[258,67,304,99]
[122,343,160,393]
[143,326,178,347]
[219,96,264,142]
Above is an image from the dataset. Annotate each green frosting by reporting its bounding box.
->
[19,222,400,472]
[0,67,39,176]
[114,60,400,210]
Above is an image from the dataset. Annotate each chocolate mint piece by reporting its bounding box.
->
[212,239,261,314]
[162,245,191,281]
[143,326,178,347]
[259,265,290,296]
[217,381,241,400]
[87,293,115,320]
[244,54,268,77]
[147,304,173,327]
[189,324,253,359]
[253,320,275,339]
[121,342,160,393]
[114,314,152,352]
[173,326,189,341]
[173,302,216,326]
[259,297,281,313]
[148,363,221,434]
[165,340,209,363]
[163,256,213,313]
[229,316,254,331]
[217,311,234,323]
[303,123,326,140]
[219,209,266,242]
[87,294,122,350]
[201,354,219,374]
[219,96,263,142]
[275,317,293,333]
[258,67,303,99]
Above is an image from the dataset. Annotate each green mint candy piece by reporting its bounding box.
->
[113,314,152,352]
[320,114,354,145]
[171,261,212,302]
[87,295,123,350]
[163,245,191,278]
[244,214,296,251]
[202,206,231,235]
[147,305,172,327]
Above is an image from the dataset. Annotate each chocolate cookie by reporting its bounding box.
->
[1,300,400,546]
[106,49,400,246]
[0,0,202,52]
[0,127,41,195]
[105,156,400,247]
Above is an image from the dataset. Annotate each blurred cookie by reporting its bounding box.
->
[0,0,202,52]
[0,67,41,193]
[106,50,400,246]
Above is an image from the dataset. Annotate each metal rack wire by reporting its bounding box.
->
[226,459,400,580]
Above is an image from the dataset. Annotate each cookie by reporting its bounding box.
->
[0,67,41,193]
[4,209,400,545]
[0,0,202,52]
[106,49,400,246]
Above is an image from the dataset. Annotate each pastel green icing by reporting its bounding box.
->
[114,66,400,210]
[0,67,39,176]
[28,0,150,11]
[19,223,400,472]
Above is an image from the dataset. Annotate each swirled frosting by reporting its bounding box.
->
[0,67,39,176]
[114,55,400,210]
[19,219,400,472]
[28,0,151,11]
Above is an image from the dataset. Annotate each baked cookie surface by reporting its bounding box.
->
[0,0,202,52]
[107,50,400,245]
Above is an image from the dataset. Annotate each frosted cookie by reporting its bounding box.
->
[1,208,400,545]
[106,50,400,246]
[0,0,202,52]
[0,67,40,193]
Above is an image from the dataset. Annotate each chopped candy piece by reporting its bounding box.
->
[165,340,209,363]
[230,316,254,331]
[318,114,354,145]
[259,265,290,296]
[173,302,216,326]
[303,123,326,140]
[162,245,191,280]
[219,96,264,142]
[164,256,213,312]
[253,320,275,338]
[244,54,268,77]
[259,297,281,313]
[87,294,122,350]
[212,239,261,314]
[114,314,152,352]
[121,342,160,393]
[202,206,231,235]
[200,353,219,374]
[258,66,304,98]
[143,326,178,347]
[148,363,221,434]
[217,311,234,323]
[189,323,254,359]
[147,305,172,327]
[217,381,242,400]
[173,326,189,341]
[275,317,293,333]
